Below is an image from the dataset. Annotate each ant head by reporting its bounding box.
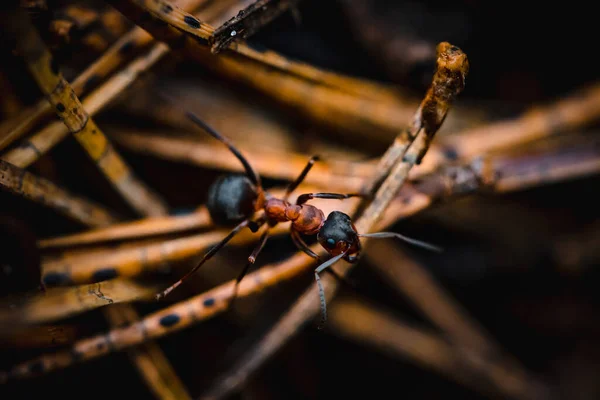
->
[317,211,359,256]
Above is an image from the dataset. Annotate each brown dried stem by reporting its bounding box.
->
[362,42,469,197]
[0,159,118,228]
[0,279,159,327]
[2,5,167,216]
[109,130,370,192]
[102,305,192,400]
[0,324,77,349]
[364,241,551,400]
[327,296,543,400]
[38,207,211,249]
[417,81,600,178]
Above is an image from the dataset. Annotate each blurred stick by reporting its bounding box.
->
[328,296,542,400]
[41,229,230,286]
[110,130,370,191]
[0,279,159,326]
[39,207,211,249]
[2,5,168,217]
[417,82,600,178]
[187,49,416,142]
[0,159,119,228]
[103,305,192,400]
[197,42,470,400]
[48,3,103,47]
[489,136,600,193]
[0,324,77,349]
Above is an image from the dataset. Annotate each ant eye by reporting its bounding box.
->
[326,238,336,248]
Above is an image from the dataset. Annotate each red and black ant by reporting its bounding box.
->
[155,97,441,324]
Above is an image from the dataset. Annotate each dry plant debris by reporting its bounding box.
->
[0,1,599,400]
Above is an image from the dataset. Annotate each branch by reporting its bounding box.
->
[327,296,547,400]
[0,279,159,327]
[0,159,119,228]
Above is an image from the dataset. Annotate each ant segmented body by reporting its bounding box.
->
[156,99,441,325]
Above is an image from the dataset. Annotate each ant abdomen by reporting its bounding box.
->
[207,174,259,225]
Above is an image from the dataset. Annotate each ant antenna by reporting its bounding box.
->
[358,232,443,253]
[154,88,262,188]
[314,251,348,330]
[185,112,262,188]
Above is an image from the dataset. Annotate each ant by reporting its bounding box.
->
[155,97,441,325]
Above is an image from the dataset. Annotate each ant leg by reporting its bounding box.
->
[283,155,320,201]
[290,229,321,262]
[358,232,443,253]
[228,227,271,308]
[156,218,262,300]
[296,192,364,205]
[314,251,348,330]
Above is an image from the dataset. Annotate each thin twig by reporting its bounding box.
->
[416,82,600,178]
[109,130,370,192]
[0,159,119,228]
[364,241,551,400]
[0,279,159,327]
[361,42,469,197]
[0,324,77,349]
[102,305,192,400]
[327,296,544,400]
[38,207,211,249]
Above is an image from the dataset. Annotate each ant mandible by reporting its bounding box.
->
[155,100,441,324]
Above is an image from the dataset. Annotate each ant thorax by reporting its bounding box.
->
[264,198,324,235]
